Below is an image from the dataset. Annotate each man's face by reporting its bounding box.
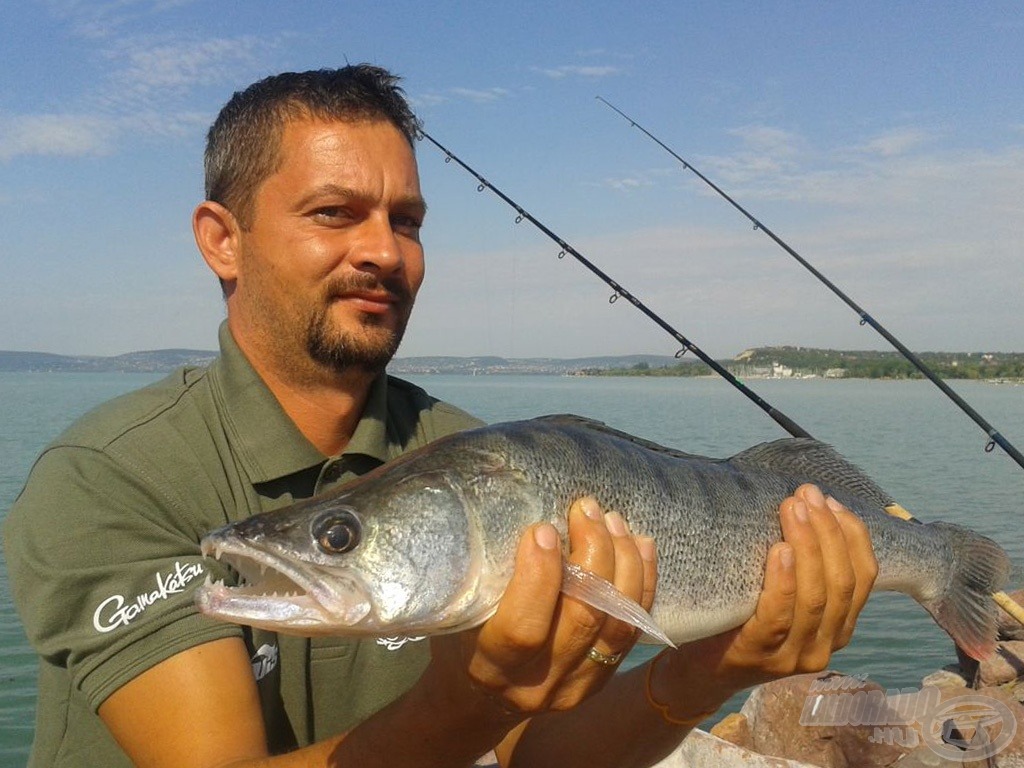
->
[230,118,426,377]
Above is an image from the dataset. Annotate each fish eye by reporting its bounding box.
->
[313,511,361,555]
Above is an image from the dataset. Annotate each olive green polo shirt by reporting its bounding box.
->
[3,323,482,767]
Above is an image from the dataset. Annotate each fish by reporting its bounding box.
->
[195,415,1010,659]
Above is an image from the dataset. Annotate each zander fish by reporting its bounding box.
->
[196,415,1010,659]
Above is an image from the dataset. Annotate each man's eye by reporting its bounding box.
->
[312,207,351,222]
[392,215,423,235]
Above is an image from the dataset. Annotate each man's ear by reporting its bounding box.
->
[193,201,242,283]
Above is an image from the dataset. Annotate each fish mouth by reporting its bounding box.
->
[195,533,372,634]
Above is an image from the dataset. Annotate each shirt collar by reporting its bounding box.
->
[207,322,397,483]
[343,371,393,464]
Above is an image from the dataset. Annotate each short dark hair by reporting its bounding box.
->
[204,65,421,228]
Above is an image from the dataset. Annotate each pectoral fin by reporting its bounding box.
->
[561,561,675,648]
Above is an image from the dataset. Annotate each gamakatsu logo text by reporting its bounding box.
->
[93,561,205,633]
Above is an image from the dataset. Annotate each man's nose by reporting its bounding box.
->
[350,213,404,273]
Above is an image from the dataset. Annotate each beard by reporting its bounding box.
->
[305,274,414,375]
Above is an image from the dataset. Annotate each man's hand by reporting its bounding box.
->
[648,483,879,721]
[428,496,657,721]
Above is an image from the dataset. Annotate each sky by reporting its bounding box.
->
[1,1,1022,359]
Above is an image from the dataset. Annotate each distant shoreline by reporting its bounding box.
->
[2,346,1023,381]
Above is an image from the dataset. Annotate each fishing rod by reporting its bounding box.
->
[596,96,1024,474]
[418,128,1024,627]
[419,129,808,441]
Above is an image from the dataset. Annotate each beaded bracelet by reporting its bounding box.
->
[644,650,719,728]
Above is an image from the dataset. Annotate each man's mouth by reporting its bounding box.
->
[338,291,399,314]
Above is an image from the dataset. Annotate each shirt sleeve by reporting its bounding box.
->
[3,442,242,711]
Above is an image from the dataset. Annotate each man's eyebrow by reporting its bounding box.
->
[296,184,427,216]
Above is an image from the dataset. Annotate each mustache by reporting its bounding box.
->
[321,274,412,304]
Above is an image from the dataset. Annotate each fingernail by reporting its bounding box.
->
[637,536,656,562]
[534,524,559,550]
[802,485,825,508]
[793,500,809,523]
[581,497,603,522]
[826,496,845,513]
[779,545,795,570]
[605,511,628,537]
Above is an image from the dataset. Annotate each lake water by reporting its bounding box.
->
[2,372,1023,763]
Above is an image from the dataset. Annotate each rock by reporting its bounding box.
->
[741,672,908,767]
[920,667,970,691]
[710,712,752,750]
[893,744,983,766]
[1004,678,1024,705]
[979,640,1024,686]
[652,728,822,768]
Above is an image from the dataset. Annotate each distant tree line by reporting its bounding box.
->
[582,347,1024,380]
[579,360,715,377]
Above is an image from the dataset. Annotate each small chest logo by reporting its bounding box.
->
[375,635,426,651]
[251,643,279,681]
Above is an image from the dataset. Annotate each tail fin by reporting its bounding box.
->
[920,522,1010,661]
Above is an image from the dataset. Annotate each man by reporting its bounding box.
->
[4,65,877,767]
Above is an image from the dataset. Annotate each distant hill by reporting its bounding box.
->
[1,346,1021,379]
[0,349,682,375]
[0,349,218,373]
[387,354,684,375]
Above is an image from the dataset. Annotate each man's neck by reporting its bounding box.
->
[229,324,378,457]
[254,363,376,457]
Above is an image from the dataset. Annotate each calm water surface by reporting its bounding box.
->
[2,372,1023,762]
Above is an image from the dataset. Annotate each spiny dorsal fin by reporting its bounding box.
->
[730,438,894,508]
[532,414,708,461]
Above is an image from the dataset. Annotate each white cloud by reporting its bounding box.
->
[98,35,260,111]
[602,176,652,191]
[410,92,449,108]
[0,113,116,160]
[855,128,931,157]
[449,87,511,104]
[727,125,804,158]
[532,65,620,79]
[0,29,261,161]
[42,0,203,39]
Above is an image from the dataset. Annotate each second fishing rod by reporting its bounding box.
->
[596,96,1024,474]
[419,128,1024,626]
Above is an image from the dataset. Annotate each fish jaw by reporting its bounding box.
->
[195,532,373,635]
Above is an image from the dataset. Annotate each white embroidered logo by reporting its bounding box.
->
[93,561,205,633]
[375,635,426,651]
[250,643,279,681]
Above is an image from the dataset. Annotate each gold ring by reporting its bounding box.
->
[586,646,623,666]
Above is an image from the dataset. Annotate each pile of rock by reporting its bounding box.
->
[686,592,1024,767]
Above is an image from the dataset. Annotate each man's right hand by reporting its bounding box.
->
[429,496,657,720]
